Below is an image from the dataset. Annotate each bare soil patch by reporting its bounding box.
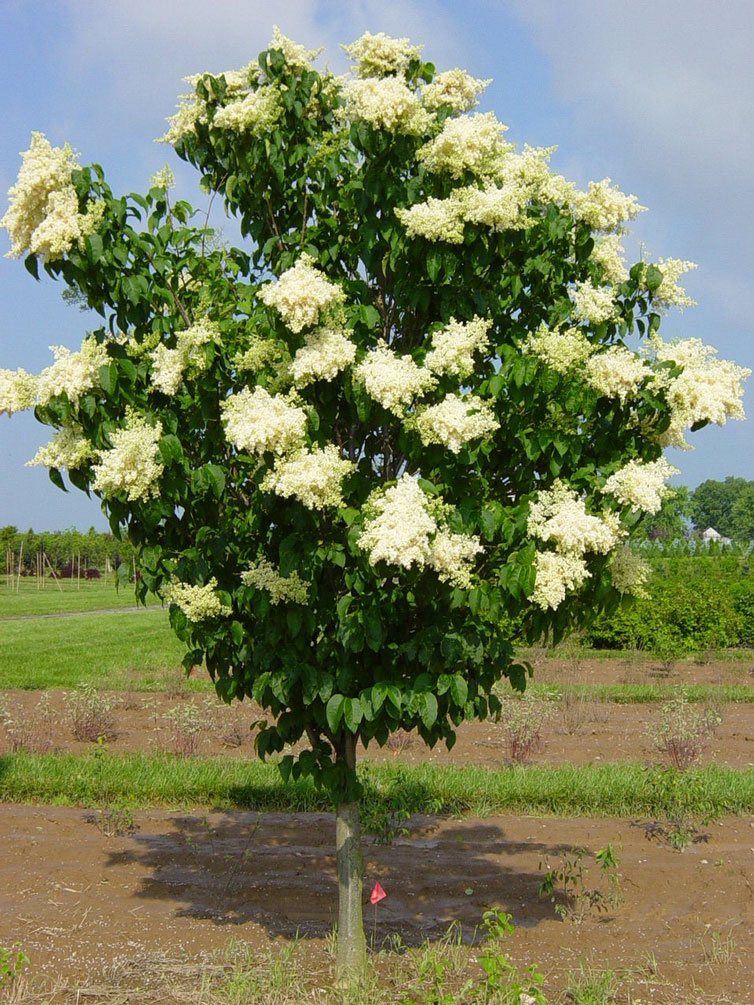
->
[2,655,753,1001]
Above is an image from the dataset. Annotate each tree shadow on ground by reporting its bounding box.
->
[104,791,590,946]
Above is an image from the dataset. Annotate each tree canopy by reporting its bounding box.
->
[1,28,749,975]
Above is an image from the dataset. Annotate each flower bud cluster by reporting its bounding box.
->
[355,345,436,415]
[608,546,651,597]
[241,557,310,605]
[570,280,617,324]
[221,386,307,456]
[1,133,104,261]
[584,346,650,402]
[91,411,163,502]
[602,457,678,514]
[36,336,109,407]
[0,368,38,416]
[163,577,230,621]
[262,445,354,509]
[414,393,499,453]
[424,316,491,378]
[529,480,623,610]
[341,77,433,135]
[416,113,512,179]
[358,474,482,588]
[422,69,490,113]
[290,325,357,385]
[149,319,220,396]
[521,324,593,375]
[259,254,346,334]
[27,426,94,471]
[650,337,750,448]
[342,31,422,77]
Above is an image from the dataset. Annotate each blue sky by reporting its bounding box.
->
[1,0,752,531]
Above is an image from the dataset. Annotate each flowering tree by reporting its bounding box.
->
[1,29,749,977]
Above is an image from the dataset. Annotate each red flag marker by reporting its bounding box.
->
[369,880,386,905]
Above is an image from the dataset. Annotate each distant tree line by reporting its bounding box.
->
[634,477,754,543]
[0,525,134,576]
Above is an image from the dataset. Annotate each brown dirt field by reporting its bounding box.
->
[1,655,753,1002]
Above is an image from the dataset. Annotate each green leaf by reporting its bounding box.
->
[326,694,345,733]
[98,363,118,396]
[158,434,184,465]
[419,692,438,730]
[450,675,468,708]
[230,620,244,646]
[343,697,363,732]
[205,463,226,497]
[363,608,384,652]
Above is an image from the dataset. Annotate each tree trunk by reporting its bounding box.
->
[335,732,366,983]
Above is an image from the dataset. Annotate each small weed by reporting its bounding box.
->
[700,926,739,969]
[386,729,415,755]
[0,693,58,753]
[65,682,119,742]
[641,767,718,850]
[561,960,619,1004]
[159,697,214,756]
[649,630,688,675]
[0,943,29,987]
[499,693,551,764]
[87,805,138,838]
[539,844,623,924]
[648,690,721,771]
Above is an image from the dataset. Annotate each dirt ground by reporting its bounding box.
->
[1,656,753,1001]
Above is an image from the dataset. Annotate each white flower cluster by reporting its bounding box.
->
[602,457,679,514]
[27,426,94,470]
[290,325,356,386]
[570,280,617,324]
[262,444,353,509]
[268,26,322,72]
[422,69,490,113]
[424,316,491,378]
[36,336,109,407]
[416,113,511,179]
[355,345,436,415]
[650,337,750,448]
[221,386,307,456]
[149,165,175,190]
[1,133,104,261]
[528,481,621,557]
[149,318,220,396]
[163,577,230,622]
[584,346,650,402]
[160,90,208,145]
[0,368,38,416]
[608,546,651,597]
[414,393,499,453]
[91,411,163,502]
[259,254,345,334]
[643,258,697,311]
[396,183,530,243]
[342,31,422,77]
[522,324,593,375]
[341,77,433,135]
[213,86,282,134]
[233,338,281,373]
[573,179,646,233]
[531,551,590,611]
[241,557,310,605]
[590,235,628,285]
[357,474,482,588]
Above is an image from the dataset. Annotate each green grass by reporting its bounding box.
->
[526,681,754,704]
[0,577,161,617]
[1,752,752,818]
[0,609,191,690]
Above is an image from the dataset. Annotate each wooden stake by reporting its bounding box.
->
[43,553,63,593]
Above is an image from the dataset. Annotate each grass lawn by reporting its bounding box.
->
[0,609,192,690]
[1,752,752,818]
[0,577,161,617]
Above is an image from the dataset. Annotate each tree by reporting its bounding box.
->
[0,29,749,979]
[631,484,692,542]
[691,477,754,540]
